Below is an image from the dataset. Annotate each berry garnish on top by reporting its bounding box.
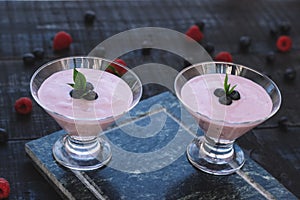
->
[68,68,98,101]
[214,74,240,105]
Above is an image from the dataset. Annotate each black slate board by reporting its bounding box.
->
[25,92,296,200]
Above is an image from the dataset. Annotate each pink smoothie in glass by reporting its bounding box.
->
[181,74,272,141]
[38,68,133,137]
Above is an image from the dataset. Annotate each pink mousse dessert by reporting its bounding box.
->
[37,68,133,138]
[180,74,272,141]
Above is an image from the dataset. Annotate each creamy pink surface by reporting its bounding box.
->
[38,68,133,137]
[181,74,272,141]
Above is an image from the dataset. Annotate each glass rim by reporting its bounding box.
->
[174,61,282,126]
[30,56,143,122]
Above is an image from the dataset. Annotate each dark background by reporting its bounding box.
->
[0,1,299,199]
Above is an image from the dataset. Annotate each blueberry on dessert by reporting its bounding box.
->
[214,74,240,105]
[68,68,98,100]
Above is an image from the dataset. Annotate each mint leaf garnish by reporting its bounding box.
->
[224,74,237,95]
[68,68,98,100]
[68,68,86,91]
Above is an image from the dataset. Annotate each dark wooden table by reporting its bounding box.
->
[0,1,299,199]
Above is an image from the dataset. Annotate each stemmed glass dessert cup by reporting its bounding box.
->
[174,62,281,175]
[30,56,142,171]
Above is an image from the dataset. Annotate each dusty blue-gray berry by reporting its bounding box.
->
[83,91,98,101]
[84,10,96,24]
[0,128,8,144]
[214,88,225,97]
[86,82,94,91]
[284,67,296,81]
[70,89,85,99]
[239,36,252,52]
[279,21,291,35]
[23,53,35,65]
[230,90,240,100]
[219,95,232,105]
[33,48,45,59]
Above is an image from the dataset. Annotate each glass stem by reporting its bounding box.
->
[200,135,235,164]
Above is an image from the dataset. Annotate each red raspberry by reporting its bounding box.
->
[185,25,204,42]
[276,36,292,52]
[214,51,233,62]
[53,31,73,51]
[14,97,33,115]
[0,178,10,199]
[106,59,127,76]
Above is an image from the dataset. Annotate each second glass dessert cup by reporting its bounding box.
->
[174,62,281,175]
[30,57,142,171]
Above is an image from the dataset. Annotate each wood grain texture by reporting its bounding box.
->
[0,0,299,199]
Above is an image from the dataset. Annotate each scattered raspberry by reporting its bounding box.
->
[214,51,233,62]
[53,31,73,51]
[14,97,33,115]
[106,59,127,77]
[0,178,10,199]
[185,25,204,42]
[276,36,292,52]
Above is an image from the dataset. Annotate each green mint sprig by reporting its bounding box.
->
[224,73,237,95]
[68,68,87,91]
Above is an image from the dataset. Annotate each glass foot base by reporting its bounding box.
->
[187,137,245,175]
[52,134,112,171]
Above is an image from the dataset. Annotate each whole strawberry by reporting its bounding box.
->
[185,25,204,42]
[53,31,73,51]
[14,97,33,115]
[106,59,127,77]
[276,35,292,52]
[214,51,233,62]
[0,178,10,199]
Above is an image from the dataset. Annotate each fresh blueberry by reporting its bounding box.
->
[86,82,94,91]
[32,48,45,59]
[70,89,85,99]
[266,51,276,63]
[278,116,289,129]
[0,128,8,144]
[195,20,205,31]
[239,36,252,51]
[219,95,232,105]
[214,88,225,97]
[83,91,98,101]
[284,67,296,81]
[229,90,240,100]
[269,24,279,38]
[203,42,215,55]
[84,10,96,24]
[279,21,291,35]
[22,53,35,65]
